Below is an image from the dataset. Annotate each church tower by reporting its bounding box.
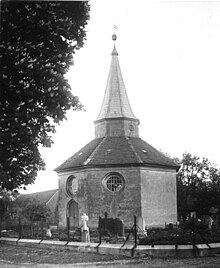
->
[55,34,179,229]
[94,34,139,138]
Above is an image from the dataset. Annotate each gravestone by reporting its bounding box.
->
[137,216,145,231]
[46,225,52,238]
[99,212,124,236]
[81,213,90,242]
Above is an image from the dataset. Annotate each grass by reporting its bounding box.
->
[0,244,220,268]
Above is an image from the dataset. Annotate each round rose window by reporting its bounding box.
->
[103,173,125,193]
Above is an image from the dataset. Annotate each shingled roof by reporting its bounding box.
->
[95,40,138,123]
[19,189,58,205]
[55,137,179,172]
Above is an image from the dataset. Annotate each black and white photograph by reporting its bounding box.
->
[1,0,220,267]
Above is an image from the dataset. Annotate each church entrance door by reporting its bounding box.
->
[67,200,79,228]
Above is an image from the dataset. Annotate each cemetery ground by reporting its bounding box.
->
[0,244,220,268]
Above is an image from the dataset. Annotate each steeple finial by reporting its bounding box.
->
[112,33,117,41]
[111,25,118,55]
[111,30,118,56]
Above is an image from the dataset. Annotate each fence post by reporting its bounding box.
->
[134,215,137,248]
[99,230,102,245]
[0,218,2,238]
[18,217,22,239]
[41,219,44,240]
[30,224,33,238]
[192,215,195,246]
[67,217,70,242]
[98,217,102,245]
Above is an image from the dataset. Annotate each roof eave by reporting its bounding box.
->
[55,162,180,174]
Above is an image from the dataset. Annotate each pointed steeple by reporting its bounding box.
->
[94,34,139,138]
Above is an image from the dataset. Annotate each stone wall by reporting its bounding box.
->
[86,167,141,227]
[58,167,142,228]
[95,118,139,138]
[58,166,177,229]
[58,170,87,228]
[140,167,177,228]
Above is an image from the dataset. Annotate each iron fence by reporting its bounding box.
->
[1,215,220,248]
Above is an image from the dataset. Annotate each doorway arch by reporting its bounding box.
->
[67,200,79,228]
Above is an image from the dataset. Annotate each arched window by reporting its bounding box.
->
[66,175,78,197]
[103,173,125,193]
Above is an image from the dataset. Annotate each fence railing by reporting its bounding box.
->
[0,218,59,240]
[1,216,219,247]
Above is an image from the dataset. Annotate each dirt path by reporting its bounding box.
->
[0,244,220,267]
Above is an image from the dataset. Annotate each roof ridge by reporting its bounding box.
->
[46,190,58,205]
[125,137,142,163]
[21,189,57,196]
[83,137,105,165]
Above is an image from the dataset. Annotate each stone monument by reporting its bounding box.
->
[81,213,90,242]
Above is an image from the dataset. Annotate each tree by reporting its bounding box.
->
[177,153,220,221]
[0,189,18,230]
[21,199,52,223]
[0,1,90,190]
[4,196,52,225]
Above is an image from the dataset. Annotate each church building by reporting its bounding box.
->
[55,34,179,229]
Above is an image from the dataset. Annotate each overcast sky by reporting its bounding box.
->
[23,0,220,193]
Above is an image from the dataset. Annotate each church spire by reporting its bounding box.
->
[94,34,139,138]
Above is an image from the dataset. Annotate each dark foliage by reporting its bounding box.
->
[139,227,220,245]
[176,153,220,221]
[3,196,52,225]
[0,189,18,224]
[0,1,90,190]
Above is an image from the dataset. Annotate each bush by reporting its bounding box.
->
[139,227,220,245]
[58,227,81,242]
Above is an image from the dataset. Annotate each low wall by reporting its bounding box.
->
[0,237,220,258]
